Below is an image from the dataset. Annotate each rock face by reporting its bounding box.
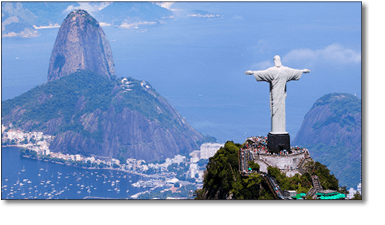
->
[2,10,210,162]
[293,93,361,188]
[47,9,116,81]
[2,71,207,162]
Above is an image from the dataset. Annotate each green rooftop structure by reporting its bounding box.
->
[292,193,306,199]
[316,192,345,199]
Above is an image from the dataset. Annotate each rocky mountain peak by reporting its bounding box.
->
[47,9,116,82]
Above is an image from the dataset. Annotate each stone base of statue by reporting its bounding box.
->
[267,132,290,154]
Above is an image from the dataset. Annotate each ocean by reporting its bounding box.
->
[1,2,361,200]
[1,147,148,199]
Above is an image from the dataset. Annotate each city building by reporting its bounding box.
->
[357,183,361,195]
[74,154,82,161]
[200,143,224,159]
[172,155,186,165]
[189,150,200,158]
[189,163,198,178]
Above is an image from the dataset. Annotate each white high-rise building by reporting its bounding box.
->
[348,188,356,199]
[189,163,198,178]
[200,143,224,159]
[357,183,361,195]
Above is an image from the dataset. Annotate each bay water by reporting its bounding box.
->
[1,147,147,200]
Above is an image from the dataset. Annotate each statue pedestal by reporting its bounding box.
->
[267,133,290,154]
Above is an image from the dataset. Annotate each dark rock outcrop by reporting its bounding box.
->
[293,93,361,188]
[47,9,116,81]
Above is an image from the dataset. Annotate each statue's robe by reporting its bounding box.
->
[253,66,303,134]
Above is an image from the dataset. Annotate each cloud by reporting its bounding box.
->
[250,60,274,70]
[282,43,361,66]
[154,2,175,10]
[63,2,111,16]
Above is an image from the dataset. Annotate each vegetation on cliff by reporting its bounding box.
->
[2,70,208,161]
[293,93,361,188]
[311,93,361,130]
[194,141,339,199]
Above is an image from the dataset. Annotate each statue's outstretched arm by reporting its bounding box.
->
[245,70,254,75]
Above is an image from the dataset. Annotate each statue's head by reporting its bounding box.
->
[274,55,282,67]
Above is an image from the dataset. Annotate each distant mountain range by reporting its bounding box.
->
[293,93,361,188]
[1,2,173,38]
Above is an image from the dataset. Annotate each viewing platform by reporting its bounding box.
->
[239,136,312,177]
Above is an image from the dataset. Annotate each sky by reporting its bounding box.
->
[1,1,362,144]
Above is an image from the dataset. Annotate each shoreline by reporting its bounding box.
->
[3,145,172,179]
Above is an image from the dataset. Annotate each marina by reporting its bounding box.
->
[2,147,154,199]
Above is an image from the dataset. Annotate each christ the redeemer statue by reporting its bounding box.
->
[245,55,310,152]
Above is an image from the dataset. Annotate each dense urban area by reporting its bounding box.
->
[2,123,227,199]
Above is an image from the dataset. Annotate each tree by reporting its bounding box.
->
[248,161,260,172]
[339,186,349,195]
[267,166,281,179]
[19,148,27,156]
[199,141,241,199]
[352,191,362,200]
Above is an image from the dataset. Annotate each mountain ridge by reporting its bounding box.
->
[2,9,210,162]
[293,93,361,188]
